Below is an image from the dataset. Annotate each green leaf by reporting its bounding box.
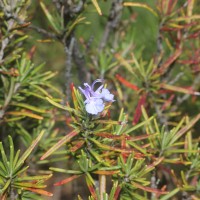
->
[11,102,47,113]
[160,188,180,200]
[14,130,44,171]
[171,113,200,145]
[13,150,20,170]
[66,16,86,38]
[0,142,9,173]
[0,161,7,175]
[40,1,61,34]
[127,141,147,154]
[129,191,148,200]
[13,35,29,45]
[8,136,14,171]
[4,116,25,122]
[125,115,154,134]
[40,130,79,160]
[137,157,164,177]
[49,168,82,175]
[109,181,121,200]
[16,124,32,146]
[45,97,79,114]
[1,179,11,192]
[89,138,132,153]
[85,173,96,198]
[30,84,53,98]
[14,166,29,177]
[88,149,103,164]
[17,174,53,184]
[30,63,45,77]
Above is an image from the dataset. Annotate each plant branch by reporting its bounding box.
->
[99,0,123,52]
[173,73,200,109]
[64,36,75,102]
[99,175,106,200]
[150,171,157,200]
[29,24,58,39]
[72,39,91,83]
[155,22,164,68]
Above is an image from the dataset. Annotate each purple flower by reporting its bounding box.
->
[79,79,114,115]
[98,88,114,102]
[85,98,104,115]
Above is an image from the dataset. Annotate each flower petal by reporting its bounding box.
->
[101,88,114,102]
[85,99,104,115]
[79,86,90,99]
[91,79,103,90]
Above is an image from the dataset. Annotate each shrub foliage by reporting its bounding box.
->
[0,0,200,199]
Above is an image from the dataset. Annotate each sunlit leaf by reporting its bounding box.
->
[161,84,200,95]
[17,174,52,181]
[22,187,53,197]
[160,188,180,200]
[41,131,79,160]
[93,170,120,175]
[6,111,44,120]
[123,2,158,17]
[91,0,102,15]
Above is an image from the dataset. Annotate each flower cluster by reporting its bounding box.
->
[79,79,114,115]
